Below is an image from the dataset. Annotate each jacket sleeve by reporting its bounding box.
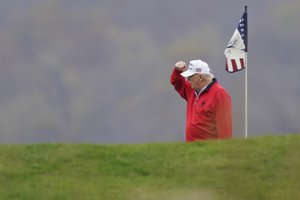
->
[215,89,232,139]
[170,68,190,101]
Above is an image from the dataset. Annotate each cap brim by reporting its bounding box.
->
[181,70,196,78]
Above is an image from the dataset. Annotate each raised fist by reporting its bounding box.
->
[175,61,186,71]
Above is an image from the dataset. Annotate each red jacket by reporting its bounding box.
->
[170,68,232,142]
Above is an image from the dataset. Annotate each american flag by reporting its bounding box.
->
[225,10,248,73]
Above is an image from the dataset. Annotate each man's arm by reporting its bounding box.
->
[215,89,232,139]
[170,61,190,100]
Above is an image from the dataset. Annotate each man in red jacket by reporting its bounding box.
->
[170,60,232,142]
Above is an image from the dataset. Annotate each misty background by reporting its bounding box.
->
[0,0,299,144]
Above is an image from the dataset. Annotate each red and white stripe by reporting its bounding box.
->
[225,57,245,73]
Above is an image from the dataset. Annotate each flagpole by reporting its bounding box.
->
[224,5,249,138]
[244,5,248,139]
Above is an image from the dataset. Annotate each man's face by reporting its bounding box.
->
[187,73,202,90]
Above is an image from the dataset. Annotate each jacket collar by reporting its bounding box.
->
[202,78,217,93]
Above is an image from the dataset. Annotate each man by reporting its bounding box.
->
[170,59,232,142]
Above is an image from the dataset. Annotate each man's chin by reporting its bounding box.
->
[191,85,200,90]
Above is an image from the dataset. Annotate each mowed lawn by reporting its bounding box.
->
[0,135,299,200]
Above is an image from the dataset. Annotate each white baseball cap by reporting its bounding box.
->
[181,60,212,78]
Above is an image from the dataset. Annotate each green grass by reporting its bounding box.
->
[0,135,300,200]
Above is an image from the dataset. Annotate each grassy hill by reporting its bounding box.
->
[0,135,300,200]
